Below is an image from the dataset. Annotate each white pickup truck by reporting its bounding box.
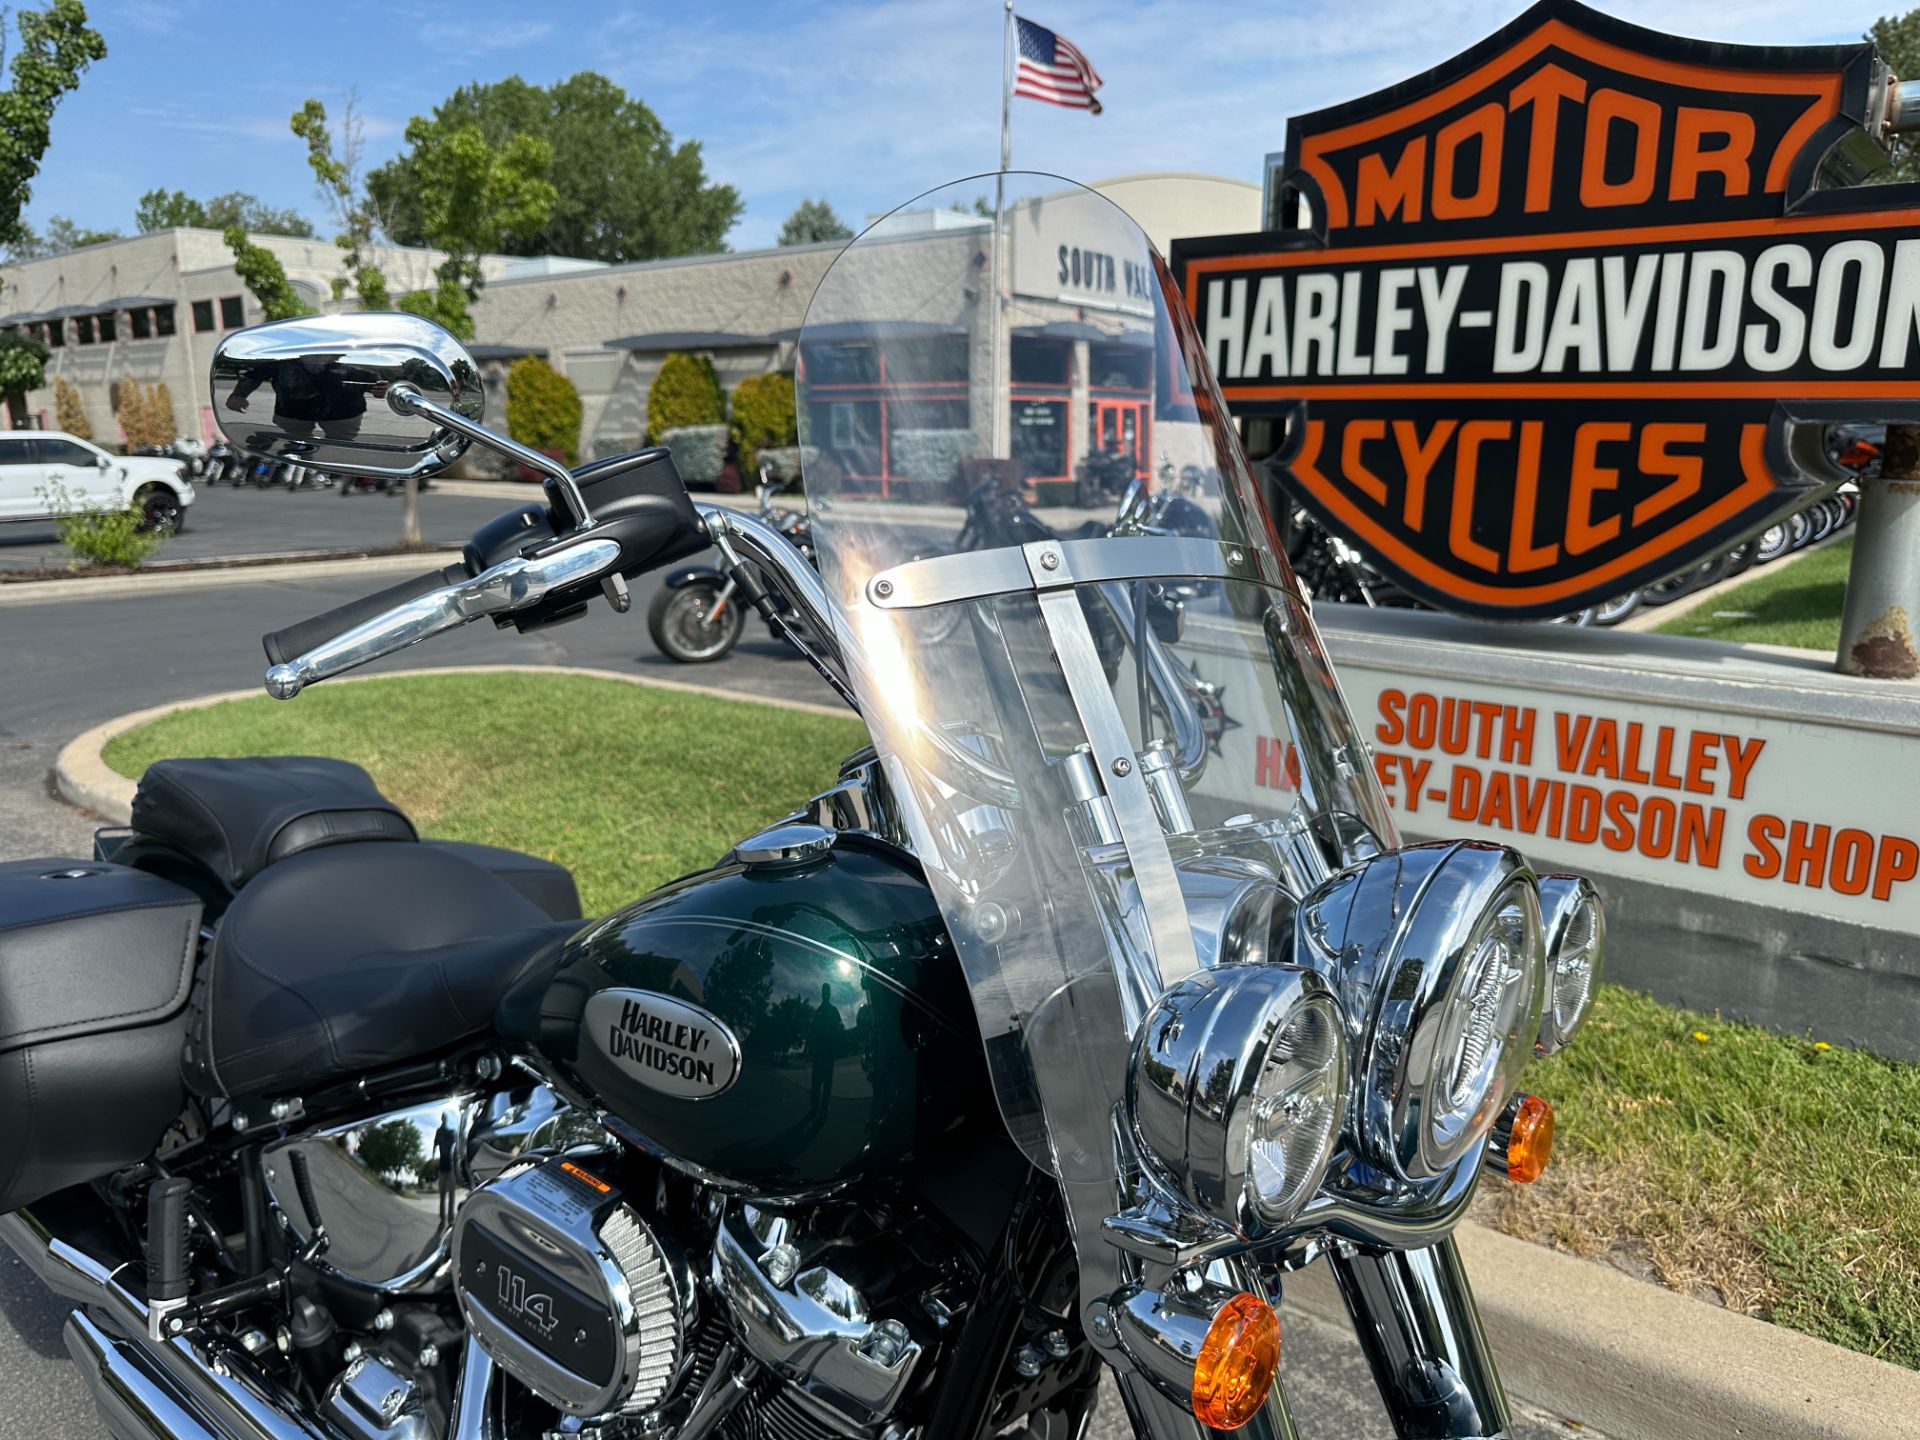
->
[0,429,195,534]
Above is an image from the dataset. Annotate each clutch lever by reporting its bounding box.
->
[264,537,622,699]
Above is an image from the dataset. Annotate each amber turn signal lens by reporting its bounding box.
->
[1507,1093,1555,1183]
[1191,1291,1280,1429]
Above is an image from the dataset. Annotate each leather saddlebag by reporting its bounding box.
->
[0,858,201,1214]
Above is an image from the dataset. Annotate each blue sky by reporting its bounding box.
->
[26,0,1902,255]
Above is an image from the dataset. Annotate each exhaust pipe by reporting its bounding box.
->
[65,1309,224,1440]
[0,1208,330,1440]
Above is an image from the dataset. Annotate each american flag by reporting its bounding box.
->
[1014,16,1104,115]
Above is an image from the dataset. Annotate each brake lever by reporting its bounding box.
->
[264,537,622,699]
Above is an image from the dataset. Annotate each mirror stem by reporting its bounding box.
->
[387,382,596,527]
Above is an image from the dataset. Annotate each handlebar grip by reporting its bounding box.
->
[262,562,470,666]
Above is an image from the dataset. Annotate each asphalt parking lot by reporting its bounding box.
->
[0,484,1589,1440]
[0,476,520,570]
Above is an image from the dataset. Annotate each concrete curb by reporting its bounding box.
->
[0,549,463,607]
[1284,1221,1920,1440]
[53,663,853,825]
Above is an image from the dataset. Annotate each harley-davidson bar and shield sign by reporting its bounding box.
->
[1173,0,1920,618]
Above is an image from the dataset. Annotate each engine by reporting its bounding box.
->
[451,1155,688,1419]
[436,1132,1079,1440]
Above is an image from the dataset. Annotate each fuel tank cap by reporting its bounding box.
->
[735,822,836,870]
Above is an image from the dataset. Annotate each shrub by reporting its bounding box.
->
[151,382,177,443]
[647,352,725,440]
[504,356,581,465]
[659,425,728,488]
[592,434,644,461]
[889,428,978,492]
[39,480,162,569]
[53,377,90,439]
[729,372,796,479]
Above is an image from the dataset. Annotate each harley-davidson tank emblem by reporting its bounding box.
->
[1171,0,1920,619]
[584,990,741,1099]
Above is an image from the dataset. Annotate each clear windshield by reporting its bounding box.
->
[796,175,1398,1186]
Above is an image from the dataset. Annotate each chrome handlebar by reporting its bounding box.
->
[263,537,622,699]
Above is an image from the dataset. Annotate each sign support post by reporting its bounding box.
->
[1837,423,1920,678]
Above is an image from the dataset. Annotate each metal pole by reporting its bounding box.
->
[990,0,1012,460]
[1836,423,1920,679]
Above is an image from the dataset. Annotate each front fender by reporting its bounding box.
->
[663,565,725,591]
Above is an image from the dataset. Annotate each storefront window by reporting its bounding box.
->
[191,300,215,333]
[129,308,151,340]
[1090,344,1149,391]
[1011,399,1067,481]
[220,295,245,329]
[154,305,176,337]
[97,312,116,342]
[74,315,95,345]
[1011,339,1068,385]
[44,319,62,348]
[803,343,877,385]
[883,335,966,384]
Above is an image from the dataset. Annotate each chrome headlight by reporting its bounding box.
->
[1535,875,1605,1055]
[1294,842,1548,1185]
[1128,964,1346,1236]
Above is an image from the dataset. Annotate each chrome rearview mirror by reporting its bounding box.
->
[210,312,485,479]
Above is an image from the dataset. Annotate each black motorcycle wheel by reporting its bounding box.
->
[648,583,745,664]
[134,486,184,536]
[1785,508,1816,553]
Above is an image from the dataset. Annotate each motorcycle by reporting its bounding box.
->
[0,176,1606,1440]
[647,466,813,663]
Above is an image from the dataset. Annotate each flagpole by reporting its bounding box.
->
[990,0,1012,460]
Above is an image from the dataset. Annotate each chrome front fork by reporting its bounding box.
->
[1326,1237,1512,1440]
[1111,1237,1508,1440]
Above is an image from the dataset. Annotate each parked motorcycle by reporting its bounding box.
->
[647,467,813,663]
[1,178,1606,1440]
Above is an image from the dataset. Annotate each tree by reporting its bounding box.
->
[367,73,740,262]
[48,215,118,247]
[778,198,852,247]
[1872,11,1920,182]
[52,374,85,436]
[137,188,314,237]
[224,227,310,321]
[0,328,47,425]
[7,212,119,257]
[505,356,581,466]
[392,117,554,339]
[0,1,106,250]
[291,96,389,307]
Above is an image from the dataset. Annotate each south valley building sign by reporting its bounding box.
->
[1172,0,1920,618]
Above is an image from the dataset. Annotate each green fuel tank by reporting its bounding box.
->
[504,825,990,1194]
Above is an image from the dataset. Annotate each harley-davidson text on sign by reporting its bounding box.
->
[1353,674,1913,928]
[1170,0,1920,618]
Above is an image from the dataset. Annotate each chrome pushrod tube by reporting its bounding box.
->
[1326,1236,1513,1440]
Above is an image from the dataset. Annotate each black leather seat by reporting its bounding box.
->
[185,842,576,1099]
[126,755,582,920]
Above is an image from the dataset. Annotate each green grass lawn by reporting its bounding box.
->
[1654,538,1852,650]
[106,671,1920,1366]
[1482,983,1920,1366]
[103,672,868,916]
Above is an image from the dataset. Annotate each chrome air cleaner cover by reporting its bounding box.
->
[451,1155,685,1418]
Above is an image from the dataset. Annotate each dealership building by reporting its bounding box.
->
[0,173,1258,484]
